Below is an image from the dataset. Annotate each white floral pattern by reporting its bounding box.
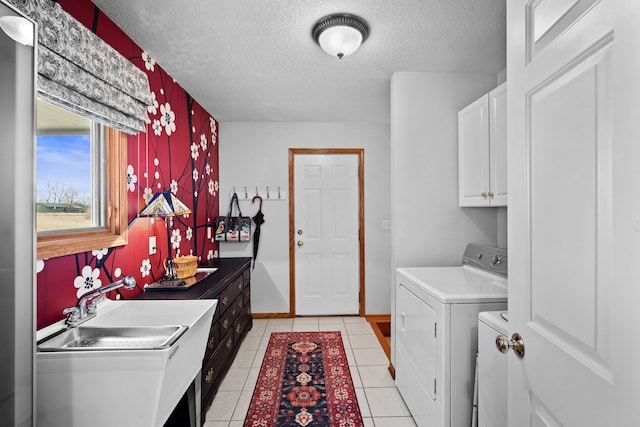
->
[142,51,156,72]
[143,187,153,204]
[127,165,137,192]
[140,259,151,277]
[147,91,158,115]
[160,102,176,136]
[190,142,199,161]
[208,179,216,196]
[171,229,182,250]
[152,119,162,136]
[92,248,108,260]
[74,265,101,298]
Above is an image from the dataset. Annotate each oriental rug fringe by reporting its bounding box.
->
[244,331,363,427]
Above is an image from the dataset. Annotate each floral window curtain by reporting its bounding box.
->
[7,0,152,134]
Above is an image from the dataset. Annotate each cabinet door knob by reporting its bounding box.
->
[481,192,488,198]
[488,191,494,198]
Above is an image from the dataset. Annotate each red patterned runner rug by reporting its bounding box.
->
[244,331,363,427]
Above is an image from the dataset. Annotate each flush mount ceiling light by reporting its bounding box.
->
[0,15,34,46]
[312,13,370,59]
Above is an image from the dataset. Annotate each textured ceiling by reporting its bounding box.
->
[92,0,506,123]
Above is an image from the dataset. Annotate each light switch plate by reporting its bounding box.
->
[149,236,157,255]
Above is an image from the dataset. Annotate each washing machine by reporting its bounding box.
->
[395,243,507,427]
[477,311,508,427]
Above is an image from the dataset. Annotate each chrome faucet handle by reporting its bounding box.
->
[87,297,102,315]
[63,307,80,327]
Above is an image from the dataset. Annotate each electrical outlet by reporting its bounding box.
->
[149,236,157,255]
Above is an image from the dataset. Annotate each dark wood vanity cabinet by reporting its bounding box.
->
[133,257,252,424]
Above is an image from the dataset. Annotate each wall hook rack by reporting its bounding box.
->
[229,186,287,201]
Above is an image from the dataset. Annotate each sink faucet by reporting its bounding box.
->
[63,276,137,328]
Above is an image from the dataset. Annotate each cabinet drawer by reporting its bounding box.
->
[202,329,234,399]
[219,295,243,337]
[218,276,243,315]
[204,321,220,361]
[234,306,251,341]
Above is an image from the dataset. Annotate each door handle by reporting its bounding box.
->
[297,229,303,235]
[297,240,304,247]
[496,333,525,358]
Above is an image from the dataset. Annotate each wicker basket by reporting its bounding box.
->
[173,255,198,279]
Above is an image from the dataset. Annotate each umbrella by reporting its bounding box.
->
[252,195,265,269]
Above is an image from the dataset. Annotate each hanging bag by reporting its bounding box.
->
[214,193,251,242]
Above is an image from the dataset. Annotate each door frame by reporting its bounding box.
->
[288,148,365,317]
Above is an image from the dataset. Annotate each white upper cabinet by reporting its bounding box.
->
[458,82,507,207]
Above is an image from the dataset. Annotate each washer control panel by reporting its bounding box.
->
[461,243,508,277]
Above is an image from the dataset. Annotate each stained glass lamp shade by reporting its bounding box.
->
[139,191,192,282]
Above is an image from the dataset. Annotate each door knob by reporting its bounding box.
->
[496,333,525,358]
[297,240,304,247]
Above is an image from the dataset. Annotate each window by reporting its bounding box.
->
[36,100,128,259]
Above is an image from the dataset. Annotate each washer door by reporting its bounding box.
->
[396,284,437,401]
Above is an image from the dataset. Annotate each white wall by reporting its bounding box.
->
[391,72,500,269]
[219,122,391,315]
[390,71,503,363]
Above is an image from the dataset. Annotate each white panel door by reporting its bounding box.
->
[294,154,359,315]
[508,1,640,426]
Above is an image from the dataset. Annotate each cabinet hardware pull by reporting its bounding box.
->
[226,337,233,349]
[205,368,214,383]
[222,296,229,306]
[481,192,488,198]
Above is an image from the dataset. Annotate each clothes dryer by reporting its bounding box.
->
[395,244,508,427]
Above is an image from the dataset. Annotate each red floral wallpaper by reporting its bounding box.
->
[36,0,220,329]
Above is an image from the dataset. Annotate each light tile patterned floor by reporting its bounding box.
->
[203,317,415,427]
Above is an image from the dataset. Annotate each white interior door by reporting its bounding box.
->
[293,153,360,315]
[508,1,640,426]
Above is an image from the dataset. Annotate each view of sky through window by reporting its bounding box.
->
[36,134,91,204]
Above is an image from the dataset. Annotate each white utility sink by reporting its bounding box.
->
[36,299,216,427]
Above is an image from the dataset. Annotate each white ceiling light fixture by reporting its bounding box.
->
[0,15,34,46]
[312,13,370,59]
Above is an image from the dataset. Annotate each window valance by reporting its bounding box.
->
[7,0,152,134]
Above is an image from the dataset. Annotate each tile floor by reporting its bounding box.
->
[203,316,416,427]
